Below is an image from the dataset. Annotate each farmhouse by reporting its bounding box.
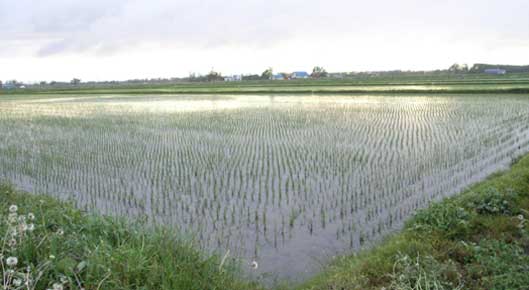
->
[224,75,242,82]
[484,68,506,75]
[272,74,285,80]
[291,71,309,79]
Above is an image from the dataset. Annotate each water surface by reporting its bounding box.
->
[1,94,529,283]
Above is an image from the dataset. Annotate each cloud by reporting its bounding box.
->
[2,0,303,56]
[0,0,525,57]
[1,0,529,81]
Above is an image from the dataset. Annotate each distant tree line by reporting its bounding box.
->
[11,63,529,90]
[470,64,529,73]
[449,63,529,73]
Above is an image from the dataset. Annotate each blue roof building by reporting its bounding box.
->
[484,68,506,75]
[291,71,310,79]
[1,82,17,90]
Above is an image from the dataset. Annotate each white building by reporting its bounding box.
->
[272,74,285,80]
[224,75,242,82]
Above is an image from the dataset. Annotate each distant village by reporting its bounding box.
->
[224,71,313,82]
[1,63,527,90]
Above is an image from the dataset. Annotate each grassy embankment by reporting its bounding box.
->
[0,183,262,290]
[1,154,529,290]
[301,154,529,290]
[4,73,529,96]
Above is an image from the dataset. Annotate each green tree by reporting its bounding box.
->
[448,63,468,73]
[207,70,222,82]
[261,67,273,80]
[242,74,261,81]
[311,66,328,78]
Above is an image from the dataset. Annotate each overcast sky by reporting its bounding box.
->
[1,0,528,82]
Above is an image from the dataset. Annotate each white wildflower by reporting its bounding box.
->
[52,283,64,290]
[56,229,64,236]
[27,213,35,221]
[8,238,17,247]
[12,278,22,287]
[27,223,35,232]
[517,214,524,221]
[6,256,18,267]
[250,260,258,270]
[9,205,18,213]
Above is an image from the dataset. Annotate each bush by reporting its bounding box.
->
[465,239,529,289]
[408,200,472,239]
[463,187,519,215]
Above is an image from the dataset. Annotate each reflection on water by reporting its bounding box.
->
[1,94,529,283]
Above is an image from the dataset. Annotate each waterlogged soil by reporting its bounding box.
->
[1,94,529,283]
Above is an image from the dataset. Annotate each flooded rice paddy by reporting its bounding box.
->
[1,94,529,282]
